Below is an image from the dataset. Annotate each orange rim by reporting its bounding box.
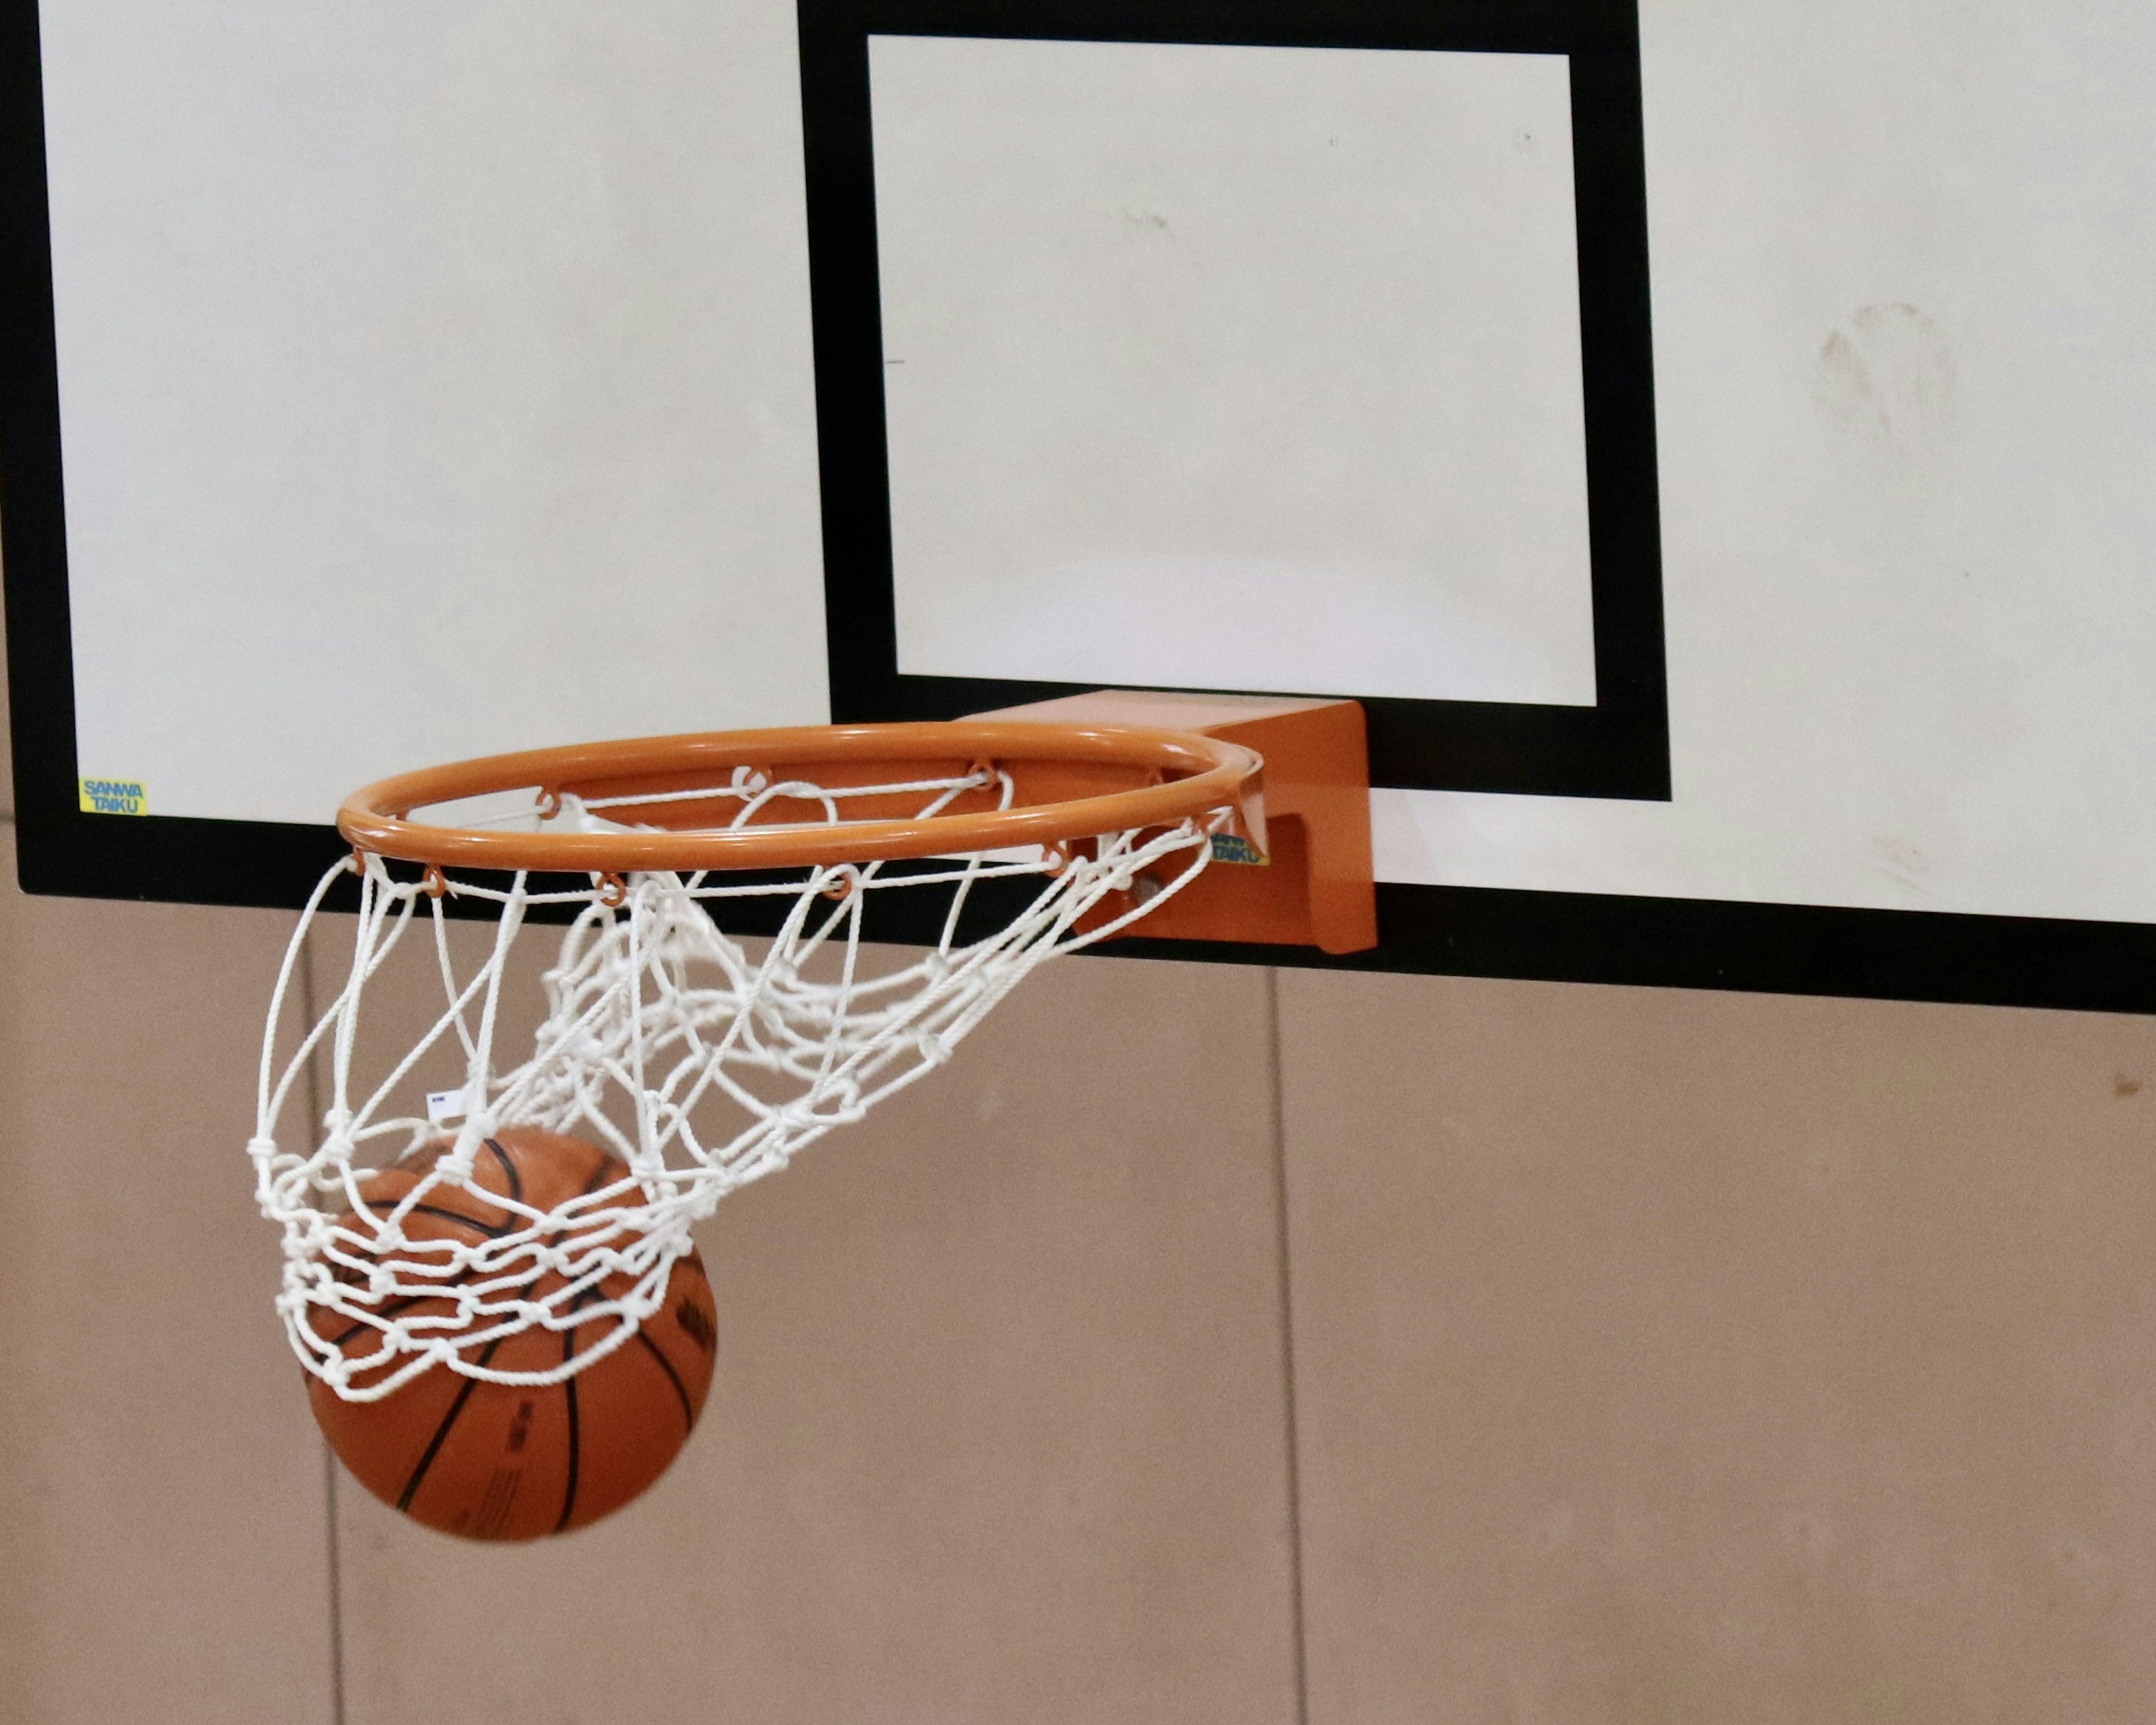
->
[337,721,1262,874]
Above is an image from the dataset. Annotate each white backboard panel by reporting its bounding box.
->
[11,0,2156,1003]
[869,35,1596,707]
[1380,0,2156,923]
[40,0,828,825]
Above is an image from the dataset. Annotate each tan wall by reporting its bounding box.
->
[6,807,2156,1719]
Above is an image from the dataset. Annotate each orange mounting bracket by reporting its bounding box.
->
[968,690,1378,955]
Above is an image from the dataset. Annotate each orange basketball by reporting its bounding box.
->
[306,1125,718,1541]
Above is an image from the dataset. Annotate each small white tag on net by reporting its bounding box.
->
[425,1090,468,1127]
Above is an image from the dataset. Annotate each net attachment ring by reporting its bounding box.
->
[348,849,451,902]
[337,721,1263,877]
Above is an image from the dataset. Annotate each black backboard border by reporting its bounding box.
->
[797,0,1671,799]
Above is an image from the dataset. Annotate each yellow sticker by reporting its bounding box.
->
[79,777,148,816]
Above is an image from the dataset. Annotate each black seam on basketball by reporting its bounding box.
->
[398,1348,492,1512]
[395,1276,542,1514]
[555,1375,580,1535]
[485,1136,524,1203]
[635,1328,697,1431]
[554,1287,601,1533]
[403,1202,511,1239]
[578,1153,615,1198]
[351,1200,511,1241]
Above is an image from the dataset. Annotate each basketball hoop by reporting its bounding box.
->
[252,719,1263,1403]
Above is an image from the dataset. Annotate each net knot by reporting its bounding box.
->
[444,1110,499,1178]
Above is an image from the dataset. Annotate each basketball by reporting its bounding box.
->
[306,1125,719,1541]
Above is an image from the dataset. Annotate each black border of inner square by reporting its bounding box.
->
[797,0,1671,799]
[11,0,2156,1014]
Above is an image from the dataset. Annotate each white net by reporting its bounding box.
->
[251,761,1218,1401]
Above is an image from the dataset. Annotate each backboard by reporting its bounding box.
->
[6,0,2156,1008]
